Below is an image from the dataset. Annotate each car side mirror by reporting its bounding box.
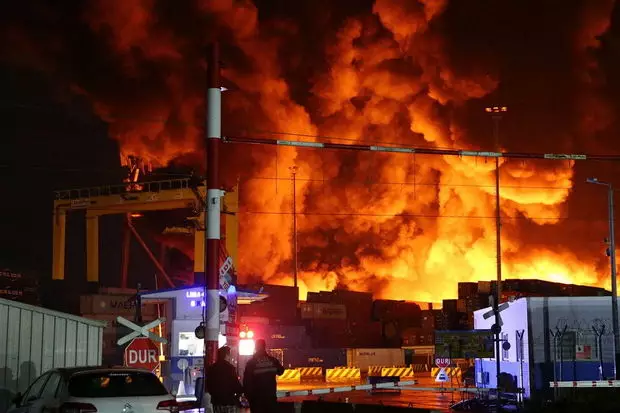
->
[12,392,23,407]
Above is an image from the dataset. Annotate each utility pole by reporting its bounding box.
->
[485,105,507,411]
[204,41,222,391]
[587,177,620,379]
[290,166,298,288]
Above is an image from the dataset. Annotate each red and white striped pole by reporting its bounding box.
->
[204,42,221,370]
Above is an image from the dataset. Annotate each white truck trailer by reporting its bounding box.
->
[0,298,106,413]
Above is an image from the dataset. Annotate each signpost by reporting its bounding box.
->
[435,357,451,368]
[125,337,160,371]
[435,357,451,383]
[116,316,168,346]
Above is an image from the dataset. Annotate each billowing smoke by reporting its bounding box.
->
[2,0,619,300]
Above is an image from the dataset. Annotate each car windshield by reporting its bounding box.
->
[68,371,169,398]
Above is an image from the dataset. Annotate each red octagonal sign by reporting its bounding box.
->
[125,338,160,371]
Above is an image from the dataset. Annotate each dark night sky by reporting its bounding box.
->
[3,0,620,305]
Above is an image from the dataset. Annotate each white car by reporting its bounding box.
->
[8,367,193,413]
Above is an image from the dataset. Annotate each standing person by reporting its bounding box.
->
[243,339,285,413]
[205,346,243,413]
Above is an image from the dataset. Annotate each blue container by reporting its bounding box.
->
[250,324,310,349]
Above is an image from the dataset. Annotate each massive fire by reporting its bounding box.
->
[2,0,618,301]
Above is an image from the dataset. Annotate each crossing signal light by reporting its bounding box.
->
[240,330,254,339]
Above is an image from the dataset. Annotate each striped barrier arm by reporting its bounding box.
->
[276,381,498,398]
[381,367,415,378]
[431,367,462,378]
[297,367,323,378]
[367,366,384,376]
[325,367,361,382]
[277,369,301,383]
[277,380,417,398]
[550,380,620,388]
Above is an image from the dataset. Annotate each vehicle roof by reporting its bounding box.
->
[50,366,154,378]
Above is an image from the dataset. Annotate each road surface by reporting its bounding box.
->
[277,373,482,411]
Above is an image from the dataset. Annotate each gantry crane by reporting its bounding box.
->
[52,177,239,287]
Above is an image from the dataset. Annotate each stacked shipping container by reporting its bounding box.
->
[80,291,160,365]
[372,300,422,347]
[238,284,299,324]
[305,289,380,347]
[0,269,39,305]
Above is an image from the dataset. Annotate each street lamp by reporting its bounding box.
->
[290,166,298,289]
[587,177,620,379]
[485,105,507,405]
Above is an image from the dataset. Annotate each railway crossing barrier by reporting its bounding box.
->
[277,380,417,398]
[381,367,415,378]
[550,380,620,388]
[277,380,496,399]
[325,367,361,383]
[431,367,461,379]
[297,367,323,379]
[277,369,302,383]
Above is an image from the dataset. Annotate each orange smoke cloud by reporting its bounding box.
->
[2,1,615,301]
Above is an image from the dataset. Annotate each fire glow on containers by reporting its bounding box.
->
[6,1,616,301]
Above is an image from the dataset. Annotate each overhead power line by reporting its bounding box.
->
[223,136,620,162]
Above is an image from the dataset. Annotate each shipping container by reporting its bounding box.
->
[239,316,269,324]
[372,300,421,324]
[442,299,458,313]
[0,272,38,284]
[300,302,347,320]
[346,348,405,372]
[243,324,310,349]
[0,297,105,411]
[0,287,40,306]
[98,287,143,295]
[458,282,478,300]
[308,319,350,348]
[307,290,373,322]
[349,321,383,348]
[401,327,435,346]
[239,298,298,324]
[420,310,436,330]
[478,281,492,294]
[276,348,347,369]
[79,294,158,317]
[81,313,159,328]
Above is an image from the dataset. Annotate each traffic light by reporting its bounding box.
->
[239,328,254,339]
[238,324,255,356]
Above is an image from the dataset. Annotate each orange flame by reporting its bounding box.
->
[5,1,613,301]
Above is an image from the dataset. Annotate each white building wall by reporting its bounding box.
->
[528,297,615,365]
